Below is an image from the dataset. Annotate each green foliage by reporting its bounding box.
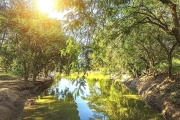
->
[158,62,168,73]
[1,0,180,81]
[0,0,80,81]
[172,59,180,74]
[87,0,180,78]
[0,71,17,80]
[59,38,80,74]
[0,44,16,72]
[158,58,180,74]
[10,59,24,76]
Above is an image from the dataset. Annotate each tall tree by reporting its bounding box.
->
[0,0,70,82]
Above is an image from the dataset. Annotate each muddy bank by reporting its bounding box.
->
[0,78,53,120]
[121,74,180,120]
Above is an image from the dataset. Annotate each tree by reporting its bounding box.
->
[57,0,180,78]
[159,0,180,44]
[60,38,80,74]
[0,0,70,82]
[112,0,180,78]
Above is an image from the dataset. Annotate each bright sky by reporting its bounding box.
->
[36,0,65,19]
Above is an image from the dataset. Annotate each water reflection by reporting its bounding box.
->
[85,79,164,120]
[70,76,87,98]
[49,76,87,100]
[23,75,165,120]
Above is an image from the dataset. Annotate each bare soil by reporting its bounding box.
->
[0,78,53,120]
[121,73,180,120]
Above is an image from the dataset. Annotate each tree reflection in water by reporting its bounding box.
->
[84,77,165,120]
[48,76,87,101]
[23,75,164,120]
[49,87,75,103]
[70,76,86,99]
[54,75,164,120]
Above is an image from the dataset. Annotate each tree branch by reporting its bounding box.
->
[154,35,169,54]
[159,0,180,43]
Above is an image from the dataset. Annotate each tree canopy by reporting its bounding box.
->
[0,0,80,81]
[54,0,180,79]
[1,0,180,80]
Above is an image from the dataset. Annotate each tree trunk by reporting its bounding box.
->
[33,74,37,83]
[156,35,178,79]
[60,65,63,73]
[101,60,104,67]
[23,61,29,81]
[44,67,48,78]
[32,68,39,83]
[159,0,180,44]
[168,55,173,79]
[168,42,178,79]
[67,66,71,75]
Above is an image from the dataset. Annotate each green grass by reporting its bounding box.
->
[0,71,17,80]
[85,71,110,81]
[60,71,110,81]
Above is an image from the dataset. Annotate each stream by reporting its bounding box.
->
[22,75,165,120]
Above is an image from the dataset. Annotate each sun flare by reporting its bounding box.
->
[37,0,54,13]
[36,0,65,19]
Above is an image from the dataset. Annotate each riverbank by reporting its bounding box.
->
[0,78,53,120]
[121,73,180,120]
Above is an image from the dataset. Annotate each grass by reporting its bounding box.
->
[59,71,110,81]
[0,71,17,80]
[85,71,110,81]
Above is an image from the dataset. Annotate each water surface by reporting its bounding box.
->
[22,76,165,120]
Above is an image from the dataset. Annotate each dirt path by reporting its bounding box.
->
[0,78,53,120]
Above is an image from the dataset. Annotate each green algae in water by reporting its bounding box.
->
[23,95,80,120]
[84,77,165,120]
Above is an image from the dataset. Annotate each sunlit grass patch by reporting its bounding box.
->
[55,71,110,81]
[86,71,110,81]
[36,96,57,104]
[123,95,140,100]
[36,99,56,104]
[65,72,84,80]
